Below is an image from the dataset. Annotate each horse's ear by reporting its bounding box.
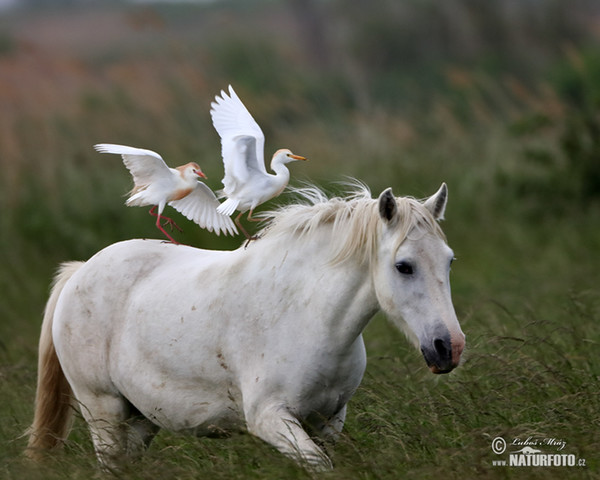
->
[378,188,398,223]
[423,183,448,221]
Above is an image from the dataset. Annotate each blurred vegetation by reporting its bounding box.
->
[504,47,600,213]
[1,0,599,478]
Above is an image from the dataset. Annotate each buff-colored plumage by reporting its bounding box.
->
[95,144,237,242]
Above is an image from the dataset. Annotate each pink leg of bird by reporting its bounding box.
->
[148,206,180,244]
[162,217,183,232]
[246,210,263,222]
[234,211,259,247]
[148,206,183,232]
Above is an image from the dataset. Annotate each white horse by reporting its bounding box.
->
[27,183,465,471]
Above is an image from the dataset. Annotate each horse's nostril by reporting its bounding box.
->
[433,338,450,359]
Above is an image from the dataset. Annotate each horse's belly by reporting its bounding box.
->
[118,378,245,435]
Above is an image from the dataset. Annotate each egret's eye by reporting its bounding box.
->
[395,261,414,275]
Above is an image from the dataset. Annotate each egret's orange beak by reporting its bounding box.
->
[289,154,307,161]
[194,170,207,179]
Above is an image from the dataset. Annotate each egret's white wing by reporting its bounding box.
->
[218,135,271,197]
[210,86,267,192]
[94,144,171,188]
[169,182,238,236]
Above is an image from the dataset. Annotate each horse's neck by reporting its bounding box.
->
[248,231,380,346]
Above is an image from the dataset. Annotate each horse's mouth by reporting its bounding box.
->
[428,364,456,375]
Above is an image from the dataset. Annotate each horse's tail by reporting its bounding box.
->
[26,261,84,459]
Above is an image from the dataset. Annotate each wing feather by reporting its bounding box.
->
[169,182,238,236]
[94,144,171,189]
[210,86,267,195]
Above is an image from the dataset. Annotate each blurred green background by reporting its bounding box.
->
[0,1,599,478]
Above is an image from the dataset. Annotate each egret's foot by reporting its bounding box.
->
[243,235,260,249]
[161,217,183,232]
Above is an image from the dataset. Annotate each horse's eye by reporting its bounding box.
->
[396,261,414,275]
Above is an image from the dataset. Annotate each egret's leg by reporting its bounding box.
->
[244,210,270,245]
[160,217,183,232]
[155,215,179,244]
[246,209,263,222]
[245,403,333,472]
[148,206,182,232]
[234,212,256,243]
[148,206,180,244]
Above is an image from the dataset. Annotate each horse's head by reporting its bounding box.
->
[373,184,465,374]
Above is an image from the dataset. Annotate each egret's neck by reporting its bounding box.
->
[270,159,291,179]
[268,160,291,195]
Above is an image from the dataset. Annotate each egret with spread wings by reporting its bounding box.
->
[95,144,237,243]
[210,86,307,239]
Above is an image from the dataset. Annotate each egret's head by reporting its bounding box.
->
[179,162,207,180]
[272,149,307,165]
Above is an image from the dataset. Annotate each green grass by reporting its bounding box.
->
[1,1,600,478]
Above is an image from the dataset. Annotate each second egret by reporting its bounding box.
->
[210,86,307,239]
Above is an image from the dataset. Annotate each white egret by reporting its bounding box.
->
[210,85,307,239]
[94,144,237,243]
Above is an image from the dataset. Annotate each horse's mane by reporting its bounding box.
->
[257,181,446,265]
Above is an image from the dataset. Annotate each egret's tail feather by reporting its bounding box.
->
[217,198,239,217]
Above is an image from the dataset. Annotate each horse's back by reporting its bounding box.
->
[54,239,217,330]
[53,237,234,358]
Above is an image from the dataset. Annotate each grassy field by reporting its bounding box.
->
[1,1,599,478]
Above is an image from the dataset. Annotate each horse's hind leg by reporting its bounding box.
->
[77,392,158,471]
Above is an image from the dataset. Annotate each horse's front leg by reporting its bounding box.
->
[245,403,333,471]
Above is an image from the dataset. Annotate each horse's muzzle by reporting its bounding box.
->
[421,334,464,374]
